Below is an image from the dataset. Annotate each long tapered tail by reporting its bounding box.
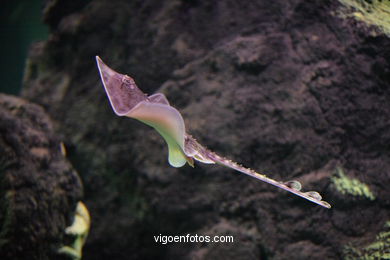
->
[185,134,331,208]
[210,152,331,208]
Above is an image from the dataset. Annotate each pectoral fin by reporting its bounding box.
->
[127,101,188,167]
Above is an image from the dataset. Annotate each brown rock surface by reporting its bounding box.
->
[0,94,83,259]
[20,0,390,259]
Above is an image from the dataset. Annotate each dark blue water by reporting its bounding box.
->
[0,0,48,95]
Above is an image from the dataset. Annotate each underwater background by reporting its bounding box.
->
[0,0,389,259]
[0,0,48,95]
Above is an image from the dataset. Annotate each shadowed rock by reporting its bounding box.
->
[0,94,83,260]
[20,0,390,259]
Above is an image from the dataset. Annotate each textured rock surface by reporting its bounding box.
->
[0,94,83,259]
[21,0,390,259]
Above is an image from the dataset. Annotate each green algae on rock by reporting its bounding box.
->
[337,0,390,36]
[331,167,375,200]
[344,221,390,260]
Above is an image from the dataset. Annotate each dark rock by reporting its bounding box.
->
[21,0,390,259]
[0,94,83,260]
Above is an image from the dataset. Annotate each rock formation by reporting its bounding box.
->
[13,0,390,259]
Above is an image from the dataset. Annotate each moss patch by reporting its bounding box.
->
[344,221,390,259]
[337,0,390,36]
[331,167,375,200]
